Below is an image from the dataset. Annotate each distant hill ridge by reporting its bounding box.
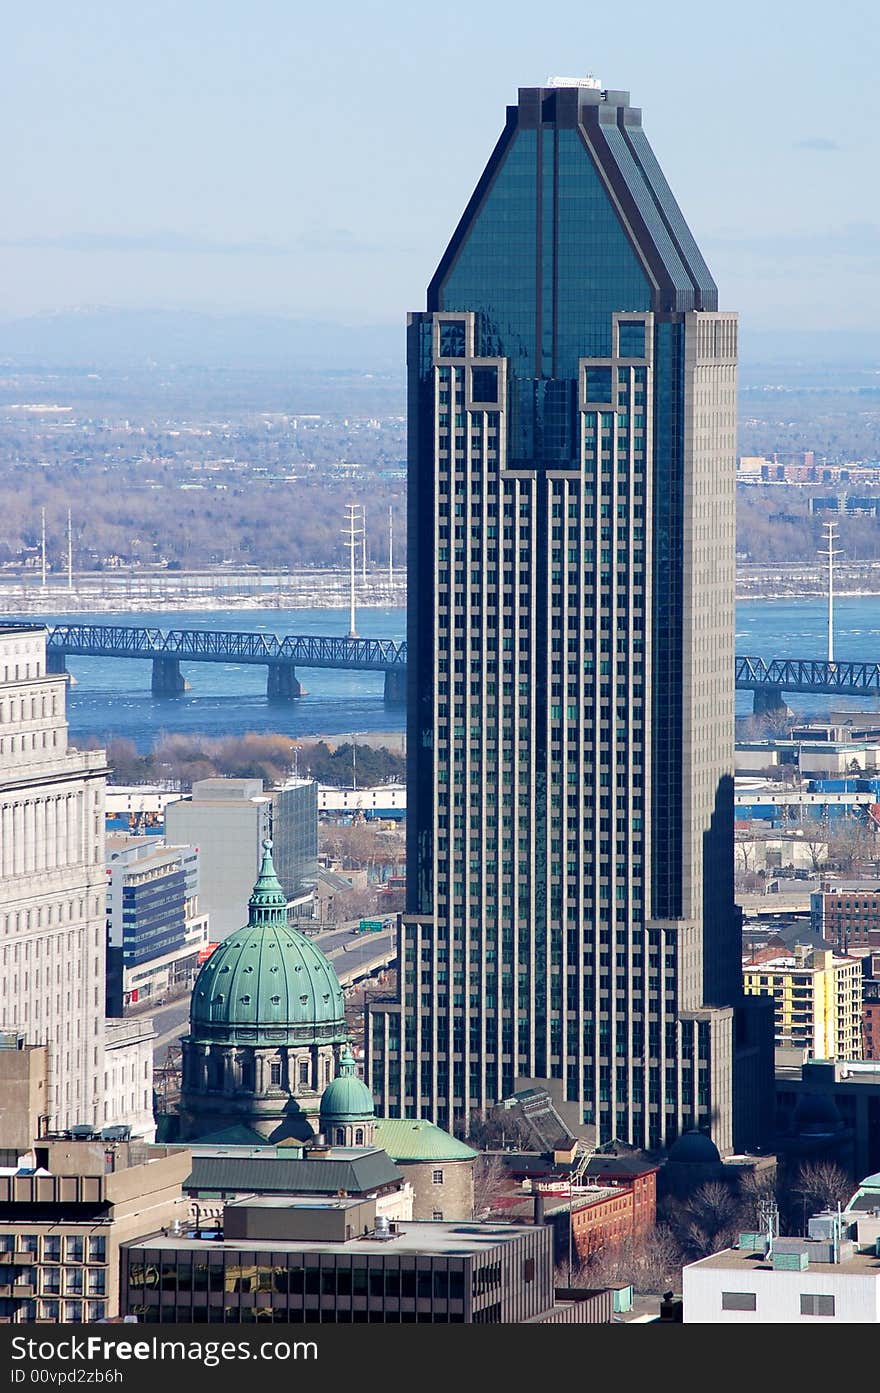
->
[0,307,403,372]
[1,308,879,376]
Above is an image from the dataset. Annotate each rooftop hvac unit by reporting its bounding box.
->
[737,1232,766,1252]
[808,1215,838,1242]
[772,1250,809,1271]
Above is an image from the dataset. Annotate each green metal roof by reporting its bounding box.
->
[185,1151,402,1197]
[845,1171,880,1211]
[188,841,347,1046]
[373,1118,477,1164]
[319,1045,376,1125]
[186,1124,271,1147]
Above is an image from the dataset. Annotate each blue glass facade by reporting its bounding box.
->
[369,84,765,1155]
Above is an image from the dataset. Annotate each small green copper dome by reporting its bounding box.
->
[189,841,347,1046]
[320,1045,376,1126]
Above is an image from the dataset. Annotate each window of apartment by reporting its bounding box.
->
[800,1293,835,1317]
[432,1210,444,1221]
[721,1291,756,1311]
[432,1169,444,1185]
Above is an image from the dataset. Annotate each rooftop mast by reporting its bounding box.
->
[819,520,842,665]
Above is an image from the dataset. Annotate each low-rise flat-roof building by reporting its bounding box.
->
[181,1143,414,1226]
[121,1207,612,1324]
[0,1138,189,1325]
[683,1207,880,1323]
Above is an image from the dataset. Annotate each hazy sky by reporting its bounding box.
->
[3,0,877,331]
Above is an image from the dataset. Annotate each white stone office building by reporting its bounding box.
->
[165,778,272,940]
[104,1017,157,1142]
[165,776,318,937]
[0,625,108,1131]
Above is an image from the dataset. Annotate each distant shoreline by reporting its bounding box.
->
[2,576,880,615]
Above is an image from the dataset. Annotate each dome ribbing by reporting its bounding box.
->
[189,841,347,1046]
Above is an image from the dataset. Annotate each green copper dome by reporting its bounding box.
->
[320,1045,376,1126]
[189,841,347,1046]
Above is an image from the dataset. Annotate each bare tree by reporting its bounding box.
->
[329,886,377,923]
[668,1181,745,1259]
[791,1160,853,1215]
[803,835,829,873]
[567,1224,683,1296]
[464,1107,533,1151]
[735,837,756,875]
[472,1153,511,1220]
[825,818,876,874]
[737,1167,780,1214]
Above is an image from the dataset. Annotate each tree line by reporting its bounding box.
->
[98,732,406,790]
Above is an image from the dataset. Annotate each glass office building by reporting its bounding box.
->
[368,81,771,1153]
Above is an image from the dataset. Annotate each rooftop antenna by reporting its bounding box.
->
[819,520,842,665]
[40,507,47,590]
[757,1197,779,1256]
[67,509,73,593]
[343,503,363,639]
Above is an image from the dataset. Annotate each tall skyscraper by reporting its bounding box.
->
[368,79,771,1153]
[0,625,108,1131]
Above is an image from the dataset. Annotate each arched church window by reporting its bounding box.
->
[354,1128,364,1146]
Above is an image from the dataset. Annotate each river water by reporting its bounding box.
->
[11,594,880,749]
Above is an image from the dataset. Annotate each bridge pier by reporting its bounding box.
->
[383,669,406,706]
[753,686,790,718]
[151,657,188,698]
[46,650,67,676]
[267,661,305,701]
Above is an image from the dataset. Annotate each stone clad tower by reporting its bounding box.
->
[0,624,107,1131]
[180,841,349,1141]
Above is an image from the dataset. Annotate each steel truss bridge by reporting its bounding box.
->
[735,656,880,713]
[37,622,407,703]
[5,622,877,711]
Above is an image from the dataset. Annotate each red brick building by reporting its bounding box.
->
[811,890,880,955]
[489,1153,658,1263]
